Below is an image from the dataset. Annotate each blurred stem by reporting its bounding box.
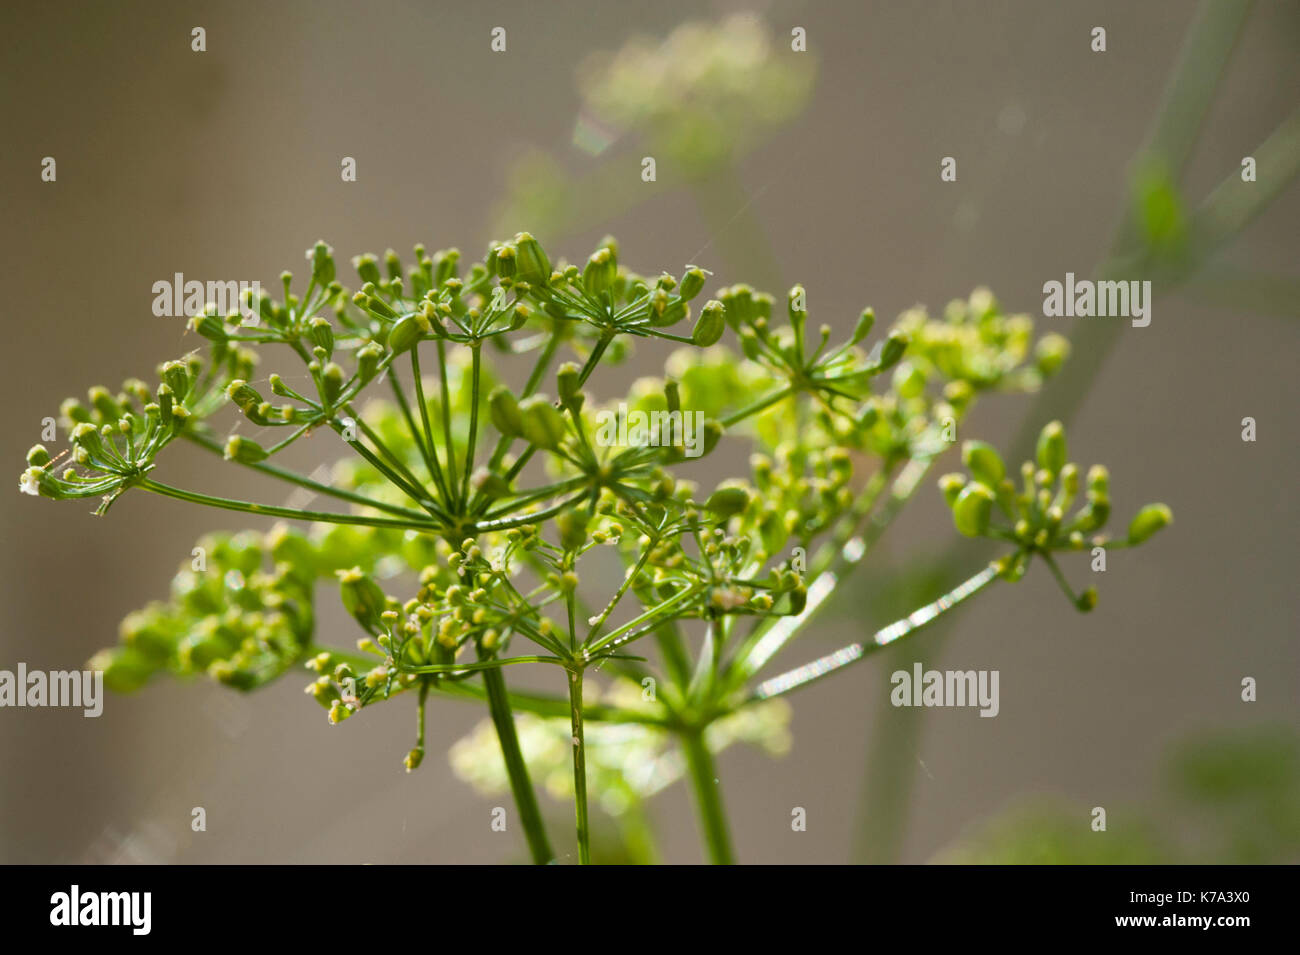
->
[616,805,662,865]
[482,666,554,864]
[568,668,591,865]
[853,0,1261,862]
[682,728,735,864]
[690,163,782,291]
[855,641,927,864]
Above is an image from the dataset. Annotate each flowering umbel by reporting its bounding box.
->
[20,234,1171,865]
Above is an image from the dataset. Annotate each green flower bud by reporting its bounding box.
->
[223,435,269,464]
[679,266,707,301]
[787,283,808,337]
[471,467,511,499]
[1036,420,1067,475]
[1076,587,1098,612]
[692,300,727,347]
[583,247,616,297]
[852,308,876,344]
[383,248,403,282]
[488,387,523,438]
[892,361,926,400]
[557,362,582,409]
[494,244,517,280]
[321,362,345,405]
[555,508,591,552]
[705,486,749,518]
[962,440,1005,487]
[938,472,967,507]
[356,342,383,383]
[388,312,430,354]
[338,567,387,635]
[309,240,336,286]
[877,330,908,370]
[952,483,994,537]
[649,296,688,327]
[1127,503,1172,544]
[1034,333,1070,376]
[190,312,227,341]
[89,647,153,694]
[1087,464,1109,496]
[513,232,550,287]
[161,360,191,401]
[352,253,382,286]
[1073,496,1110,532]
[719,285,755,325]
[26,445,50,467]
[518,395,567,450]
[225,380,262,415]
[309,316,334,356]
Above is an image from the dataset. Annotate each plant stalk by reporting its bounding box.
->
[681,728,735,865]
[567,667,591,864]
[482,666,554,865]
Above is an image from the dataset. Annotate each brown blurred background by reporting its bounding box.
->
[1,0,1296,863]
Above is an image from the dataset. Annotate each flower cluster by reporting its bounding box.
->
[20,232,1172,864]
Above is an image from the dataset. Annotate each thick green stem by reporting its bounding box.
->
[681,729,735,865]
[482,666,553,865]
[567,667,591,865]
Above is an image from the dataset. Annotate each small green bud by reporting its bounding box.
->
[582,247,616,297]
[190,312,227,341]
[309,240,336,285]
[161,360,191,401]
[892,361,926,399]
[355,343,383,383]
[1127,503,1172,544]
[1076,587,1098,612]
[494,244,517,279]
[352,253,381,286]
[309,316,334,356]
[321,362,345,405]
[962,440,1005,487]
[471,467,511,499]
[877,330,908,370]
[705,486,749,518]
[225,380,262,415]
[852,308,876,344]
[518,395,567,450]
[938,473,967,507]
[488,387,523,438]
[388,312,430,354]
[692,300,727,347]
[952,483,994,537]
[555,508,591,552]
[89,647,153,694]
[1087,464,1110,496]
[679,266,707,301]
[1036,420,1067,475]
[1034,333,1071,376]
[513,232,550,286]
[556,362,582,409]
[223,435,269,464]
[338,567,388,635]
[26,444,50,467]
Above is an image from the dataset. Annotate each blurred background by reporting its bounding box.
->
[1,0,1296,863]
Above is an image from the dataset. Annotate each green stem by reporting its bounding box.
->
[681,729,735,865]
[482,666,554,865]
[748,564,1000,702]
[139,478,443,531]
[567,667,591,865]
